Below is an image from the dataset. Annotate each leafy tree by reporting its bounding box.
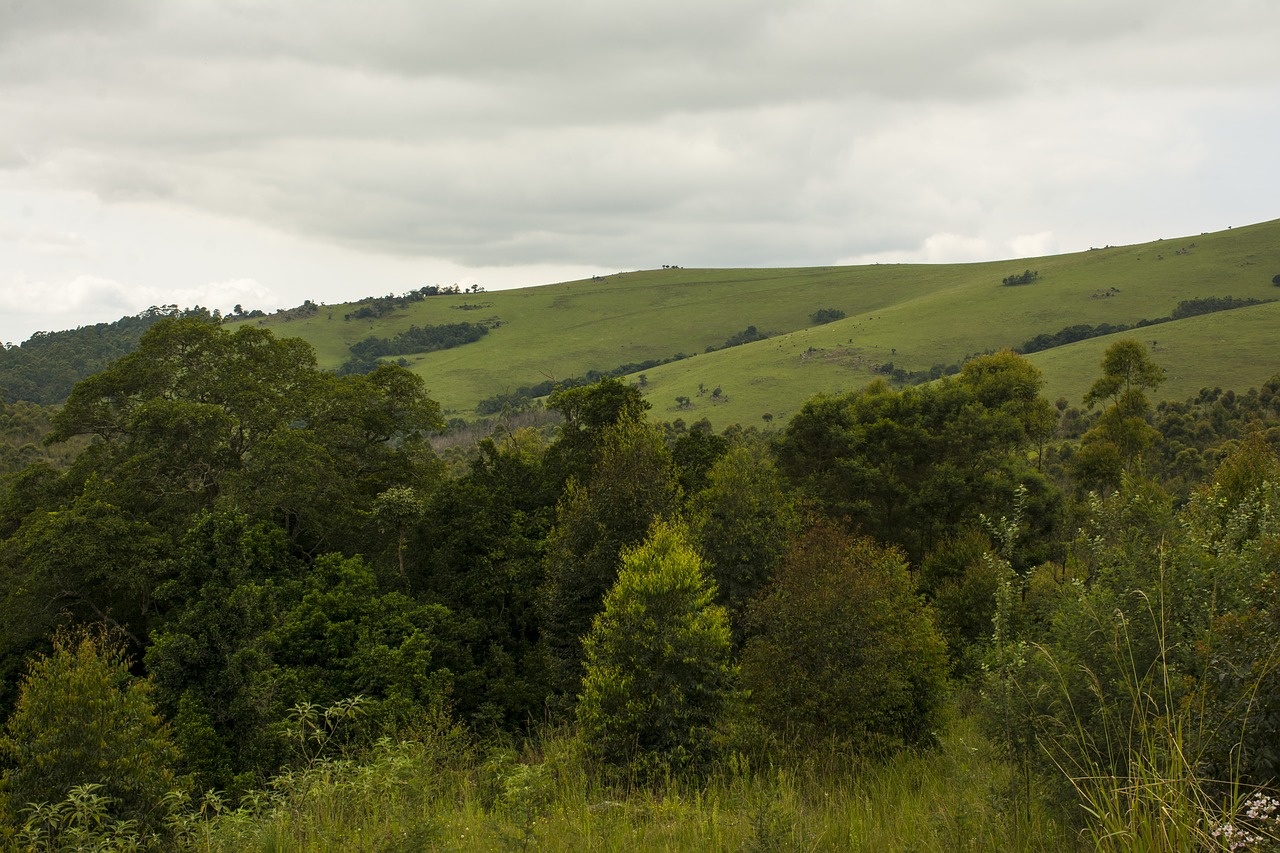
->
[741,524,948,753]
[1076,340,1165,485]
[0,627,180,838]
[688,440,798,639]
[541,416,682,698]
[775,373,1056,563]
[416,431,558,730]
[577,521,738,779]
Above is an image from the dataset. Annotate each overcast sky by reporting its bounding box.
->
[2,0,1278,344]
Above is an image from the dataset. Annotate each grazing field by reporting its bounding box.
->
[236,218,1280,425]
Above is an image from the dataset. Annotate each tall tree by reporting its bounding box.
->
[541,416,681,699]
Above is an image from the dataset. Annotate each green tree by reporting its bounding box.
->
[541,416,682,698]
[576,521,738,779]
[775,375,1055,563]
[688,440,798,639]
[1076,340,1165,485]
[741,524,948,753]
[0,627,180,838]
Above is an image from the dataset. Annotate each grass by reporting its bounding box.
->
[233,218,1280,428]
[181,711,1079,852]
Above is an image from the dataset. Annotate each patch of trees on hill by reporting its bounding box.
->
[343,285,485,321]
[336,322,493,376]
[705,325,769,353]
[1016,295,1273,355]
[475,354,691,415]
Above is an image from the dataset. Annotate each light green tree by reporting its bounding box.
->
[576,520,738,779]
[0,627,180,839]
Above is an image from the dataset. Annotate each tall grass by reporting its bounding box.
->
[1022,574,1280,853]
[178,711,1074,852]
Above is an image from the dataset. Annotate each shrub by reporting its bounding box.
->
[742,525,948,753]
[809,308,846,324]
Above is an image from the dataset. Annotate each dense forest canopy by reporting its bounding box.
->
[2,317,1280,849]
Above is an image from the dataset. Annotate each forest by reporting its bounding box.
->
[2,315,1280,850]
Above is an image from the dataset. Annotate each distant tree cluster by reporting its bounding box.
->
[343,285,484,321]
[705,325,769,353]
[809,308,846,325]
[1001,270,1039,286]
[871,360,963,385]
[474,354,690,415]
[349,322,491,360]
[0,305,214,405]
[1016,295,1273,355]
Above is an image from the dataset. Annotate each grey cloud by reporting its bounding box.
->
[1,0,1278,284]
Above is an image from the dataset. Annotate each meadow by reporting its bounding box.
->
[239,219,1280,427]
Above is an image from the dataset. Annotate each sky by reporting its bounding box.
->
[2,0,1279,345]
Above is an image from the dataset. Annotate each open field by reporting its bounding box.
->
[237,218,1280,426]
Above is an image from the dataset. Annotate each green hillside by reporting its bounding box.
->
[238,218,1280,426]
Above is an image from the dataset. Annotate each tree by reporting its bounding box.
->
[689,441,798,640]
[775,377,1055,563]
[541,416,682,697]
[741,525,948,753]
[576,521,738,779]
[0,627,180,838]
[1077,340,1165,482]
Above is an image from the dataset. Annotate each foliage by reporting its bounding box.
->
[0,304,211,405]
[348,320,490,360]
[809,308,846,324]
[706,325,770,353]
[775,353,1059,563]
[0,627,180,839]
[541,415,681,697]
[1001,270,1039,286]
[742,525,948,753]
[688,440,798,638]
[576,521,738,779]
[1075,339,1165,486]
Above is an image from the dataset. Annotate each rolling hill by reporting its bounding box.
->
[233,218,1280,429]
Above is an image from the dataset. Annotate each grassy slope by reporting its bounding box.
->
[240,219,1280,427]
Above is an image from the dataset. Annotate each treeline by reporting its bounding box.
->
[1016,294,1272,354]
[343,284,485,321]
[0,305,213,405]
[705,324,769,353]
[4,322,1280,848]
[474,353,691,414]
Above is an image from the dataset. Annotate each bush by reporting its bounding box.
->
[741,525,948,753]
[1001,270,1039,286]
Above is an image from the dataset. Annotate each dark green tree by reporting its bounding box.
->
[741,524,948,753]
[541,416,681,699]
[688,440,798,639]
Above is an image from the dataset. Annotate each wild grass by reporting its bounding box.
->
[180,711,1075,852]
